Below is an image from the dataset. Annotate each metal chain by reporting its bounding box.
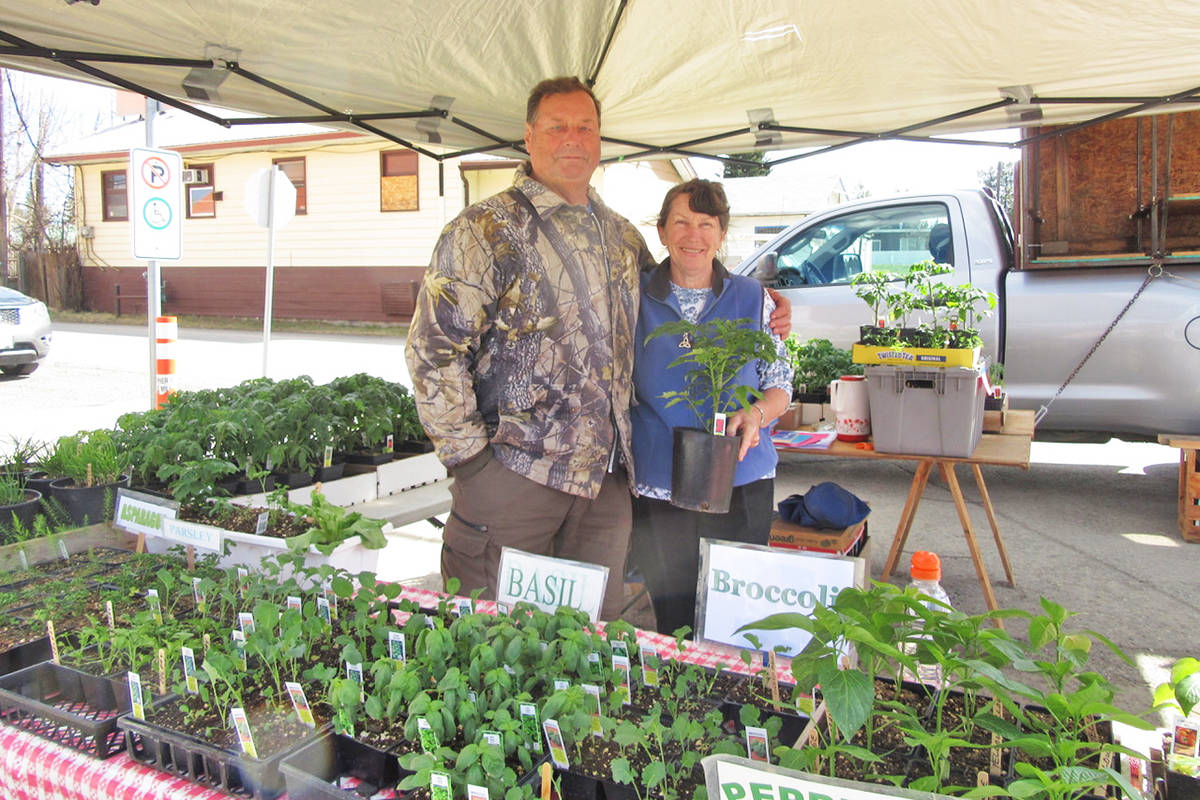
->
[1034,263,1161,426]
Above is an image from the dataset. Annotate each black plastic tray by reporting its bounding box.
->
[0,661,134,759]
[0,636,53,678]
[120,711,327,800]
[280,731,408,800]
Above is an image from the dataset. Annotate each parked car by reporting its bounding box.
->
[0,286,52,376]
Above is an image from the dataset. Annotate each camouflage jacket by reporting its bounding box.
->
[405,163,653,499]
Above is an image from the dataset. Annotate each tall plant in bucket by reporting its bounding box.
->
[647,316,777,513]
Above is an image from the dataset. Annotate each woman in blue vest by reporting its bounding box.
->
[631,179,794,638]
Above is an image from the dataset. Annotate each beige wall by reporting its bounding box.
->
[73,144,683,270]
[75,141,470,270]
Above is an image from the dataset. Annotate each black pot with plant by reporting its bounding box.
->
[42,429,131,527]
[647,317,777,514]
[0,473,41,538]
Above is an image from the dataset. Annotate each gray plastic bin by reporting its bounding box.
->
[864,365,985,457]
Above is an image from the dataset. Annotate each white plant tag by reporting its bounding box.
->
[181,646,198,694]
[128,672,145,719]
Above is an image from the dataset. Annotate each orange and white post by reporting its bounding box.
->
[155,315,178,408]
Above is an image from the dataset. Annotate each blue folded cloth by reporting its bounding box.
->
[778,482,870,529]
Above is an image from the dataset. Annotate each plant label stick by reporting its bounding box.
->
[582,683,603,736]
[317,596,332,624]
[105,600,115,630]
[323,445,333,468]
[1176,722,1200,757]
[611,639,628,659]
[453,597,473,617]
[147,588,163,624]
[467,784,489,800]
[202,632,211,656]
[480,731,501,748]
[347,661,364,700]
[323,582,338,620]
[587,651,601,676]
[46,620,59,663]
[230,708,258,759]
[285,681,316,727]
[255,512,269,536]
[192,577,205,614]
[237,567,249,597]
[286,595,301,613]
[128,672,145,720]
[157,648,167,696]
[429,772,451,800]
[387,631,406,663]
[231,629,246,668]
[745,725,770,763]
[56,537,69,560]
[553,679,569,692]
[990,699,1003,775]
[417,717,439,753]
[767,650,781,708]
[519,702,543,753]
[639,643,660,687]
[181,646,198,694]
[713,412,728,436]
[542,718,570,769]
[18,548,28,570]
[238,611,255,635]
[612,654,632,706]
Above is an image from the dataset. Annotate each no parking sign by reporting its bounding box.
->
[130,147,183,261]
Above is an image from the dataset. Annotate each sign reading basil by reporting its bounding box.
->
[697,539,864,655]
[495,547,608,622]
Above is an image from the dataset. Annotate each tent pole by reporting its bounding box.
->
[145,97,162,410]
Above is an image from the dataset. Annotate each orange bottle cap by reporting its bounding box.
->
[910,550,942,580]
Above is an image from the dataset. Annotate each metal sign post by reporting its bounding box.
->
[243,166,296,377]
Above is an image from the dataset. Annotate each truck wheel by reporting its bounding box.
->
[0,363,38,376]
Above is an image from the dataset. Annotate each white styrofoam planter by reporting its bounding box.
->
[230,471,378,509]
[376,452,446,497]
[219,528,383,584]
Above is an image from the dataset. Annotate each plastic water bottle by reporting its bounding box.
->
[909,550,952,612]
[907,550,951,686]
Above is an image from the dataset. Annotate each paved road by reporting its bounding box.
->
[2,322,1194,716]
[2,322,409,442]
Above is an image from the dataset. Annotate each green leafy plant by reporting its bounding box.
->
[283,490,387,554]
[785,336,861,397]
[648,317,777,434]
[41,429,128,485]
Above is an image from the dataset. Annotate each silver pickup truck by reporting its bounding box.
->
[733,189,1200,436]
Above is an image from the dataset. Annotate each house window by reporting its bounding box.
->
[186,163,216,218]
[101,170,128,221]
[381,150,419,211]
[273,157,307,214]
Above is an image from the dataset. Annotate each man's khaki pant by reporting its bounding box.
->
[441,458,631,620]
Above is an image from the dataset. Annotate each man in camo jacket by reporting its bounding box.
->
[405,76,653,619]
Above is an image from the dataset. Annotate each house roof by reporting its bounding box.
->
[44,106,368,164]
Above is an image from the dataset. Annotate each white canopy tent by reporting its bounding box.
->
[4,0,1200,170]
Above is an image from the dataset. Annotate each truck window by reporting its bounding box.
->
[771,202,952,287]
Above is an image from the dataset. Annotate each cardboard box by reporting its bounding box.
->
[769,517,867,554]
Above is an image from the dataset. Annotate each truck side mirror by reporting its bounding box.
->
[755,251,779,285]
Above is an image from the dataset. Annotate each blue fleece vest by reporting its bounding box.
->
[632,266,779,495]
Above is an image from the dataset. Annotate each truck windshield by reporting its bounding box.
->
[772,202,952,287]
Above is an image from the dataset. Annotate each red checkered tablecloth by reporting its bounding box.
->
[0,724,232,800]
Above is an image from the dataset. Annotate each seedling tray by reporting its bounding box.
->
[120,713,328,800]
[0,661,134,759]
[0,635,53,678]
[280,731,408,800]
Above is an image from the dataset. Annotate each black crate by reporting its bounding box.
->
[0,636,53,678]
[0,661,134,759]
[281,732,408,800]
[120,712,326,800]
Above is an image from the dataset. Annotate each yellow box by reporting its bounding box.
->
[851,343,980,368]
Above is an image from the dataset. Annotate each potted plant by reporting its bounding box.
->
[647,316,778,514]
[0,473,42,540]
[779,337,860,429]
[849,260,997,369]
[43,429,131,527]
